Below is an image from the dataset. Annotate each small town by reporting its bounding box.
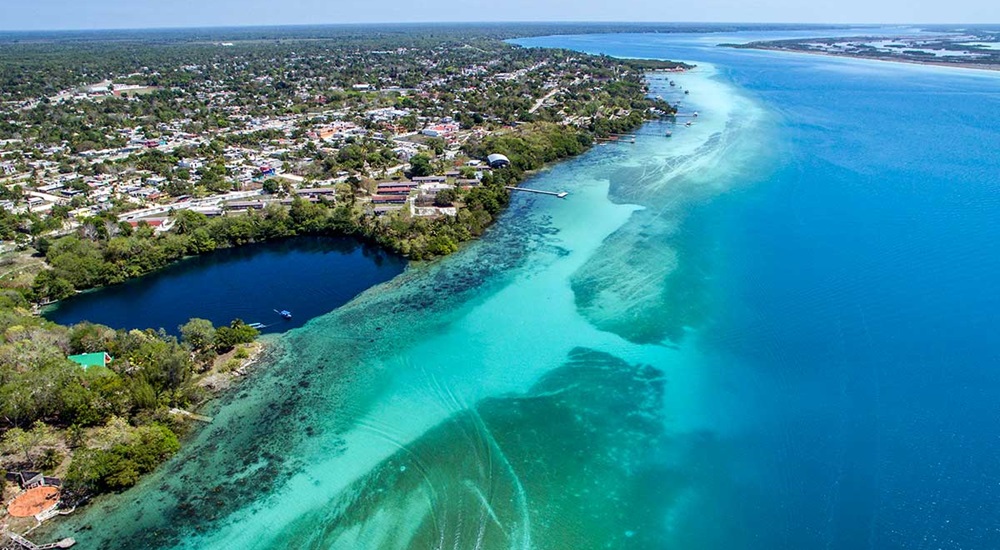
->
[0,32,682,271]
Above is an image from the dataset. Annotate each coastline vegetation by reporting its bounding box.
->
[0,291,258,501]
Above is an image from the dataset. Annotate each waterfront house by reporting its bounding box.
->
[5,471,62,489]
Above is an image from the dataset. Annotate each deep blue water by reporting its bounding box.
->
[44,237,406,334]
[516,31,1000,549]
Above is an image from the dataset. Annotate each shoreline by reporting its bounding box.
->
[196,338,270,393]
[0,338,271,545]
[736,44,1000,73]
[31,65,686,311]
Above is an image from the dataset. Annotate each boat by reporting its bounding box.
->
[684,90,690,95]
[275,309,292,320]
[693,111,699,117]
[685,121,693,127]
[665,130,672,137]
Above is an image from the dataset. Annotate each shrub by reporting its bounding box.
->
[65,424,179,495]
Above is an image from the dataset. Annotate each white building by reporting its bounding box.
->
[487,154,511,168]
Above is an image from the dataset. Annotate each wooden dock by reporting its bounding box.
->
[168,408,213,423]
[6,533,76,549]
[505,186,568,199]
[596,133,636,144]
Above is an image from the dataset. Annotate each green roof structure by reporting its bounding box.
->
[68,352,112,369]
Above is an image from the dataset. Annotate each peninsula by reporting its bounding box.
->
[730,26,1000,71]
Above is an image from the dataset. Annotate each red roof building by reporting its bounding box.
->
[372,195,408,204]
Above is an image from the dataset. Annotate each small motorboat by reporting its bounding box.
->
[276,309,292,320]
[665,130,673,137]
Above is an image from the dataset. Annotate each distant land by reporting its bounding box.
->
[0,22,850,41]
[731,26,1000,71]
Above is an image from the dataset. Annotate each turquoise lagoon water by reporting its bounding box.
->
[51,31,1000,549]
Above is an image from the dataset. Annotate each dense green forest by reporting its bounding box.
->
[0,291,257,498]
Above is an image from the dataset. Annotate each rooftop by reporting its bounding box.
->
[67,352,112,369]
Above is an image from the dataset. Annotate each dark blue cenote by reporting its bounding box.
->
[44,236,406,334]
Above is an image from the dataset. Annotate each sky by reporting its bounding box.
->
[3,0,998,31]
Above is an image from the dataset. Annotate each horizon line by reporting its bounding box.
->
[0,20,991,35]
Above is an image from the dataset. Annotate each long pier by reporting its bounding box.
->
[505,186,568,199]
[6,533,76,549]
